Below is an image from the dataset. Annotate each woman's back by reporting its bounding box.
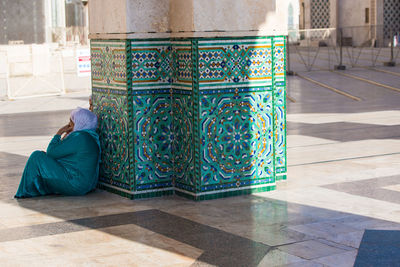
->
[47,130,100,191]
[15,108,100,198]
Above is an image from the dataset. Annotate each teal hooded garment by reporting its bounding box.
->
[15,129,100,198]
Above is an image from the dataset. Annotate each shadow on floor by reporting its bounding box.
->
[288,121,400,142]
[0,110,71,137]
[2,152,400,267]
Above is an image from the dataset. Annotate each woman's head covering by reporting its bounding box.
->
[70,107,98,131]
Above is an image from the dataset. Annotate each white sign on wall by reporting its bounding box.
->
[77,49,91,77]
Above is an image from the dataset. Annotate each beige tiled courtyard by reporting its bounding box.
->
[1,65,400,266]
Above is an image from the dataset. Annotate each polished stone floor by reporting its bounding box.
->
[1,66,400,266]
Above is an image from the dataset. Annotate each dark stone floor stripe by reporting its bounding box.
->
[354,230,400,267]
[0,110,70,137]
[289,152,400,167]
[288,121,400,143]
[0,209,270,267]
[323,175,400,205]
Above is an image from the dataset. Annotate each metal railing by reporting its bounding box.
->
[0,45,90,99]
[287,25,400,73]
[51,26,89,46]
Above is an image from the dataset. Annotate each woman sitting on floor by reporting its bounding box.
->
[15,108,100,198]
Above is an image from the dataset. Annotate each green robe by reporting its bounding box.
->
[15,130,100,198]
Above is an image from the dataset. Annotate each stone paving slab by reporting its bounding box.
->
[1,70,400,265]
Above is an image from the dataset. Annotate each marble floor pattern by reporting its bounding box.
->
[1,68,400,266]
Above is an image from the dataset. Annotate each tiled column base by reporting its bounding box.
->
[91,36,287,201]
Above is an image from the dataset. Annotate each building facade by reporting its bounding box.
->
[299,0,400,45]
[0,0,91,99]
[0,0,88,45]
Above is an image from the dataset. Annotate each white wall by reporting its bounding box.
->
[0,44,90,99]
[127,0,170,34]
[89,0,292,38]
[88,0,128,38]
[338,0,370,28]
[338,0,371,46]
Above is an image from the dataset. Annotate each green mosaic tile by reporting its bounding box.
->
[92,89,131,190]
[173,93,195,190]
[91,36,287,200]
[276,174,287,181]
[171,40,193,88]
[133,93,173,187]
[97,183,134,199]
[175,185,276,201]
[200,90,274,187]
[133,190,174,199]
[273,37,287,177]
[91,40,127,90]
[197,37,273,88]
[131,40,172,88]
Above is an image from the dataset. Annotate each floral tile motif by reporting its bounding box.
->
[273,36,287,177]
[91,36,286,199]
[200,89,274,188]
[134,93,173,189]
[92,89,131,190]
[131,40,172,88]
[173,92,195,190]
[91,40,127,90]
[197,38,273,88]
